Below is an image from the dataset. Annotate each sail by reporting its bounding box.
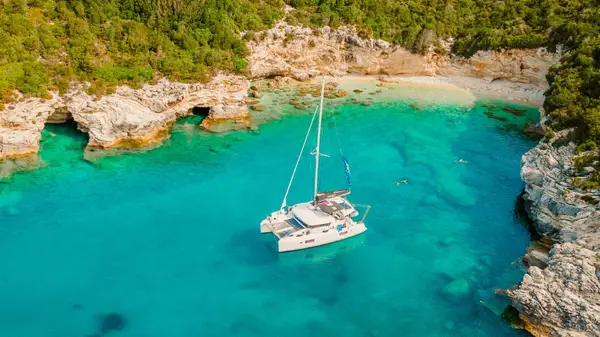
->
[342,157,351,187]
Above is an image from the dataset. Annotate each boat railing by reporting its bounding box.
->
[352,204,371,223]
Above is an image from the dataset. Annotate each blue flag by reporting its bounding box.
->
[342,157,351,187]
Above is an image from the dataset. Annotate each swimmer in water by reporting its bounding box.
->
[395,179,408,186]
[456,158,468,164]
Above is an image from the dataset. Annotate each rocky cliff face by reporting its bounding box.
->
[0,75,248,168]
[247,22,559,87]
[0,94,62,161]
[509,132,600,337]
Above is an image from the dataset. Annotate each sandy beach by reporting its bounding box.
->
[331,75,546,107]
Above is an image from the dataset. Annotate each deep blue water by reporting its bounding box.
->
[0,94,536,337]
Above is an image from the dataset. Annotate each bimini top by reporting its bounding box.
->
[315,189,350,202]
[292,204,332,227]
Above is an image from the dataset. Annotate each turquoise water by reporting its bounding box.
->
[0,95,536,337]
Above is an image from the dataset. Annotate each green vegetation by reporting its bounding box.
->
[0,0,283,102]
[580,194,599,206]
[573,153,600,189]
[286,0,596,56]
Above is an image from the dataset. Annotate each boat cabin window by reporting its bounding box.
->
[289,217,307,229]
[339,201,352,210]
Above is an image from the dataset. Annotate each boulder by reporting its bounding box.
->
[250,104,265,111]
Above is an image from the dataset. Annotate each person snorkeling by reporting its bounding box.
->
[395,178,408,186]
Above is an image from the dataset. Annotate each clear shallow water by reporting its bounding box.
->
[0,95,537,337]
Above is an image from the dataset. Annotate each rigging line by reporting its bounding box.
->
[330,104,344,157]
[280,104,319,211]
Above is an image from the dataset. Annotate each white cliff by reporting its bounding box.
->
[509,131,600,337]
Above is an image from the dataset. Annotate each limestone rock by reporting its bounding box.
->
[0,75,249,160]
[248,22,557,94]
[439,48,559,85]
[0,93,62,161]
[510,130,600,337]
[525,122,546,139]
[508,244,600,337]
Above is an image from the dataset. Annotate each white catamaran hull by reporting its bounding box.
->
[260,200,369,253]
[278,223,367,252]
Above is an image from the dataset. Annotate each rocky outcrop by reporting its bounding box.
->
[247,22,442,79]
[248,22,558,88]
[67,76,248,149]
[0,75,248,163]
[0,94,62,161]
[509,243,600,337]
[508,132,600,337]
[439,48,558,84]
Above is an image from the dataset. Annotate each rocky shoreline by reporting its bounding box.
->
[0,75,249,174]
[505,131,600,337]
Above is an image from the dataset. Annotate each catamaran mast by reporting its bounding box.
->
[314,79,325,206]
[280,105,318,211]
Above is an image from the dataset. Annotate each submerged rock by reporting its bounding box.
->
[441,279,470,303]
[484,111,507,121]
[335,90,349,98]
[99,312,126,334]
[524,122,545,140]
[502,106,527,116]
[294,103,308,110]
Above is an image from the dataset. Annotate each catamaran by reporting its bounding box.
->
[260,79,370,252]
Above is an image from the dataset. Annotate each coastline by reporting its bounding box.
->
[0,72,547,180]
[322,74,546,106]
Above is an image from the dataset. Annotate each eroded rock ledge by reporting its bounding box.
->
[509,132,600,337]
[0,75,248,167]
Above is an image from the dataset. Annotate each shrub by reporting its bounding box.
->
[576,140,598,154]
[580,195,599,205]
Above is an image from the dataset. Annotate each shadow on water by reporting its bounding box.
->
[514,190,541,242]
[42,118,89,144]
[271,233,367,266]
[38,119,92,169]
[192,106,210,118]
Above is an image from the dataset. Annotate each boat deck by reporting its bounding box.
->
[267,220,302,239]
